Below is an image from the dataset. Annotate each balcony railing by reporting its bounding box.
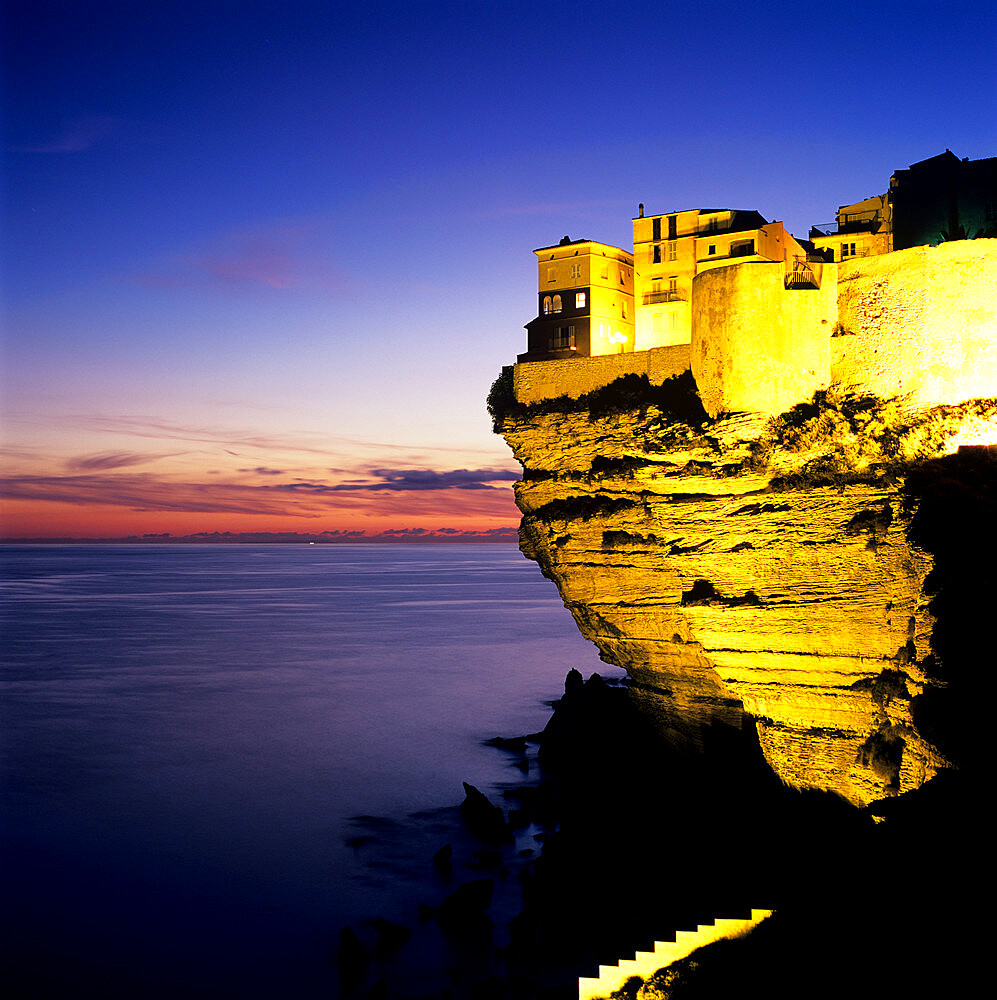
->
[642,290,685,304]
[785,256,823,289]
[811,220,879,236]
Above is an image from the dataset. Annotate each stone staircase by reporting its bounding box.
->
[577,908,774,999]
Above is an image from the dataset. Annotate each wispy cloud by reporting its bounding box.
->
[8,115,122,153]
[74,414,339,457]
[130,220,347,293]
[65,451,174,472]
[269,468,520,492]
[0,471,520,521]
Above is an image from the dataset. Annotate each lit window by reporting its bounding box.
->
[668,241,677,261]
[552,294,562,313]
[576,292,586,308]
[543,296,552,315]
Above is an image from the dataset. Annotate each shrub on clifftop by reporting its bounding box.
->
[488,367,709,431]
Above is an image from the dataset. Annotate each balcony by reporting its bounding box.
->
[810,219,880,237]
[642,289,685,305]
[784,256,823,290]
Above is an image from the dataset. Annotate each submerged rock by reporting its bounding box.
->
[460,781,511,842]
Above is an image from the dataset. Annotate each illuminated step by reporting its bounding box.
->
[577,908,773,1000]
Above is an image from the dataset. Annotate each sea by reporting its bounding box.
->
[0,543,614,998]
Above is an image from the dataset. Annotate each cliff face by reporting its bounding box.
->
[498,383,997,806]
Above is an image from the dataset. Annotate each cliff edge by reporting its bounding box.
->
[493,367,997,807]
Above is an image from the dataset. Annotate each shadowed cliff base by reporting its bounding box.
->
[901,446,997,770]
[338,670,980,999]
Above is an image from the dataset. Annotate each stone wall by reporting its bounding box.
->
[513,344,690,404]
[514,238,996,416]
[832,239,997,407]
[691,261,837,417]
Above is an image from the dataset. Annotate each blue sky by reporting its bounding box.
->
[2,0,994,536]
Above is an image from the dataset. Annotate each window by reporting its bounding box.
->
[653,244,662,264]
[600,263,609,279]
[652,218,661,241]
[705,217,719,233]
[731,239,755,257]
[841,243,856,260]
[619,267,626,285]
[708,244,716,255]
[668,241,677,261]
[547,267,556,282]
[570,262,582,280]
[550,325,575,350]
[668,277,678,299]
[621,300,627,319]
[552,294,562,313]
[575,292,586,309]
[543,296,552,315]
[668,215,677,239]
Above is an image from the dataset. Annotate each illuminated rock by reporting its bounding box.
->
[497,385,997,807]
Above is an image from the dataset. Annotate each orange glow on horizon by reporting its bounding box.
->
[0,493,521,540]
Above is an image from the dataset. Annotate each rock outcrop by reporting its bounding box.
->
[497,378,997,806]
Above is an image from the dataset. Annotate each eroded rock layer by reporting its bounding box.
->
[499,386,997,805]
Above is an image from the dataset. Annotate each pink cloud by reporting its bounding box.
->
[129,221,348,293]
[9,115,121,153]
[0,472,521,521]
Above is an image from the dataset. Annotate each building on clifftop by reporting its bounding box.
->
[809,149,997,260]
[632,207,808,350]
[519,237,634,362]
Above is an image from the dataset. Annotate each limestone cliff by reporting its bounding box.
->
[496,377,997,806]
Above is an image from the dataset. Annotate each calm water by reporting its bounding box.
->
[0,544,609,997]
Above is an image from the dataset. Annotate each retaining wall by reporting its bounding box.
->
[691,261,837,417]
[831,239,997,407]
[513,344,690,404]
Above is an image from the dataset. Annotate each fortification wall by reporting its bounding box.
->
[832,239,997,407]
[691,261,837,417]
[514,239,995,415]
[513,344,690,404]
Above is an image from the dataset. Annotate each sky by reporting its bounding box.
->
[2,0,995,539]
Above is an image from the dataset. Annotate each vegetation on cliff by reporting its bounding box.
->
[488,368,708,433]
[746,391,997,488]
